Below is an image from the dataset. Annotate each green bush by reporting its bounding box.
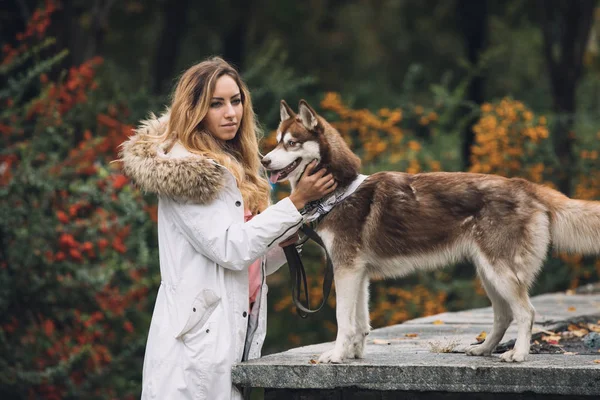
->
[0,3,157,398]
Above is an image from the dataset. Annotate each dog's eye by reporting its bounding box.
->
[287,140,297,147]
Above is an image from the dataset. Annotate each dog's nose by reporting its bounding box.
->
[261,158,271,167]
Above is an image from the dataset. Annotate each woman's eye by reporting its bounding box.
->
[210,102,221,108]
[232,98,242,105]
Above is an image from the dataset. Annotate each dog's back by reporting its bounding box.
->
[319,171,544,277]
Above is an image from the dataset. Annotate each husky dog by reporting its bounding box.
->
[261,99,600,363]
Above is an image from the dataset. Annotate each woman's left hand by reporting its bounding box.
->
[279,233,300,247]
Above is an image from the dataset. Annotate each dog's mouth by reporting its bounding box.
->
[269,158,302,184]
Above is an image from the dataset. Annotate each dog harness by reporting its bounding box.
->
[300,174,369,226]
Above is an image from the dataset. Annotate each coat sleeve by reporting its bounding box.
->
[166,195,303,271]
[265,246,288,276]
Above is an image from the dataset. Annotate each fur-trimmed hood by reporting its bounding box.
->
[119,111,226,204]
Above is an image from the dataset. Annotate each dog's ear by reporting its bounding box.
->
[298,100,320,132]
[280,100,295,122]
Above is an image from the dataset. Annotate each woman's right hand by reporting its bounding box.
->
[289,160,337,210]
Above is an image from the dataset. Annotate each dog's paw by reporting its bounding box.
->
[318,348,344,364]
[351,341,365,359]
[347,332,369,358]
[499,349,527,363]
[465,343,492,357]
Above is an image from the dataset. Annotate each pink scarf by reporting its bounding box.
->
[245,209,262,304]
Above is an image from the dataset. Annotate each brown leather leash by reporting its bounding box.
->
[283,224,334,318]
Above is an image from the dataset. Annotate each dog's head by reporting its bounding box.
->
[261,100,326,187]
[262,99,361,188]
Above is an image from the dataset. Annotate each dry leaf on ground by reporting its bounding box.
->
[373,339,391,345]
[564,324,588,338]
[588,323,600,333]
[541,334,561,345]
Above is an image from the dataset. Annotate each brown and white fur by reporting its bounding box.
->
[262,100,600,363]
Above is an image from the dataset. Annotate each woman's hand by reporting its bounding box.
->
[289,160,337,210]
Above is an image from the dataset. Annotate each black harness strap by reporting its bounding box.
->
[283,225,334,318]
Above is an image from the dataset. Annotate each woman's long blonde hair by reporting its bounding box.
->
[159,57,270,213]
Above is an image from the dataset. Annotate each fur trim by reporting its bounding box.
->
[119,111,225,204]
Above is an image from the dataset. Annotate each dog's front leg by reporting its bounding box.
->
[318,268,362,363]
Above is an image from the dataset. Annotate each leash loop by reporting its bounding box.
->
[283,225,334,318]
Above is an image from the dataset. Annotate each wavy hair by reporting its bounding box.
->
[157,57,270,213]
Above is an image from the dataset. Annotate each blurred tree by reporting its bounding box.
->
[0,0,29,45]
[152,0,191,94]
[222,0,254,72]
[49,0,116,66]
[537,0,597,195]
[457,0,488,170]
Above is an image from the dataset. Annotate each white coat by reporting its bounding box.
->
[120,113,303,399]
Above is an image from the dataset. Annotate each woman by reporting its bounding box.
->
[120,57,336,399]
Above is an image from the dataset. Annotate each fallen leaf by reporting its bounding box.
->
[476,331,487,342]
[568,306,576,312]
[588,323,600,333]
[373,339,391,345]
[565,289,575,295]
[432,319,444,325]
[309,359,318,364]
[563,352,578,356]
[563,325,589,338]
[532,327,556,335]
[570,329,588,338]
[405,333,418,338]
[594,359,600,364]
[541,334,561,344]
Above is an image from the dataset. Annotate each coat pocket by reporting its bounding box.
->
[174,288,221,339]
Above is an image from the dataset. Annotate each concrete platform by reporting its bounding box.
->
[232,291,600,397]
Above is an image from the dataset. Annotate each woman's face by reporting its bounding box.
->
[203,75,243,142]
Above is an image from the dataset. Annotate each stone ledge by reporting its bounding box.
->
[235,351,600,395]
[232,291,600,396]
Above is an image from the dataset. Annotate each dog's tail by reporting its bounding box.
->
[537,185,600,254]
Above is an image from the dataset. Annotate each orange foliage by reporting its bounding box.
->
[469,98,550,182]
[370,284,447,328]
[321,92,406,163]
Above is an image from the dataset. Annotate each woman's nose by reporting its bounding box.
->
[224,103,235,117]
